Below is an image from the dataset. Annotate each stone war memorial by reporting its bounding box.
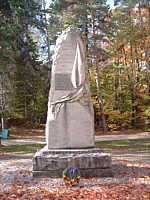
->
[33,28,112,177]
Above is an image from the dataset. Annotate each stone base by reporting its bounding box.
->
[32,146,113,178]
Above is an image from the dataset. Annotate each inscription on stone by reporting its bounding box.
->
[55,74,73,90]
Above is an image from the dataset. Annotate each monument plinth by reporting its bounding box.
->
[33,28,112,177]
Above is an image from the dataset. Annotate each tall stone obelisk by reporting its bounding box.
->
[33,28,112,178]
[45,28,94,149]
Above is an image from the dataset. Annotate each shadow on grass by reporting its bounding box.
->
[96,138,150,152]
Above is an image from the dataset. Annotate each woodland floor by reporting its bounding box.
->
[0,151,150,199]
[0,128,150,199]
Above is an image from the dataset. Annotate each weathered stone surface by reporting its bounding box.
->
[33,153,111,171]
[45,28,95,149]
[32,147,113,178]
[55,73,73,90]
[34,146,102,155]
[33,168,113,178]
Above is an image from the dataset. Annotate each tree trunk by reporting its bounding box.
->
[95,63,107,133]
[130,40,137,127]
[0,72,7,129]
[42,0,52,87]
[90,9,107,133]
[1,116,4,129]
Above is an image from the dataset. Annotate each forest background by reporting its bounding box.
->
[0,0,150,133]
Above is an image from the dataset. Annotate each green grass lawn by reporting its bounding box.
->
[96,138,150,151]
[0,138,150,153]
[0,144,45,153]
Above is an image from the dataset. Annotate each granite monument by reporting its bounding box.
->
[33,28,112,177]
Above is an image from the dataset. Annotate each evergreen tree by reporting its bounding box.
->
[0,0,49,125]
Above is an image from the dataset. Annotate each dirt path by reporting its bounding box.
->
[1,131,150,146]
[1,138,46,146]
[95,131,150,141]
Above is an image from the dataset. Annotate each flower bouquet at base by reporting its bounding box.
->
[63,167,81,186]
